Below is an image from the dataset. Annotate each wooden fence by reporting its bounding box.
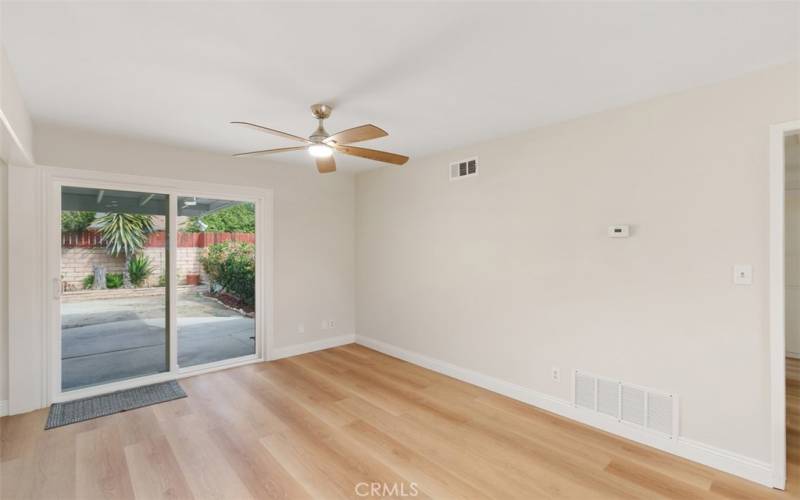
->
[61,230,255,248]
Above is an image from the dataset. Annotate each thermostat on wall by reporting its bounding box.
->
[607,225,630,238]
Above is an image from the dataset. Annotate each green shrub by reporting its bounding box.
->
[61,211,96,232]
[157,275,167,287]
[106,273,124,289]
[184,203,255,233]
[82,272,125,289]
[201,241,255,305]
[82,274,95,290]
[128,254,153,287]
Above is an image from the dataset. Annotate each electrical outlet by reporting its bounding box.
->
[297,323,305,334]
[328,320,336,329]
[551,367,560,382]
[733,264,752,285]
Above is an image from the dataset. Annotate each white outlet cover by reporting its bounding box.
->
[298,323,305,333]
[607,225,630,238]
[321,320,328,330]
[552,367,560,382]
[733,264,753,285]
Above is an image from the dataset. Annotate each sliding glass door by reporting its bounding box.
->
[176,196,256,367]
[55,180,263,396]
[60,186,169,391]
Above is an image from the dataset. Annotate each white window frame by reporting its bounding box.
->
[43,166,274,403]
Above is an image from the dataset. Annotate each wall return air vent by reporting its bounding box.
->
[573,370,678,438]
[450,157,478,180]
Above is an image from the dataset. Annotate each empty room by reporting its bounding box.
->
[1,1,799,499]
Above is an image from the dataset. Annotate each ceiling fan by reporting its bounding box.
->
[231,104,409,174]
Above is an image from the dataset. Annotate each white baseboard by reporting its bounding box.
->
[0,400,7,417]
[355,335,774,488]
[270,334,356,361]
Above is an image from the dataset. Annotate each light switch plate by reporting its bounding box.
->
[733,264,753,285]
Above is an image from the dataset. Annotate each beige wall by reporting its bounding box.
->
[1,33,34,407]
[34,125,356,351]
[356,63,799,463]
[0,47,34,162]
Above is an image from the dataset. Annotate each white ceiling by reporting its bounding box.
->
[2,2,798,172]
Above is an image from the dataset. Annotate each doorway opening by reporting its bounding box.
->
[785,131,800,490]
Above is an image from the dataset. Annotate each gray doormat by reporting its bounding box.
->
[45,380,187,429]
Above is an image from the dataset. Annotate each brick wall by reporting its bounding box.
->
[61,248,126,291]
[60,230,253,290]
[61,247,208,290]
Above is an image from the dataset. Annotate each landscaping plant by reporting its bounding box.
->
[82,274,95,290]
[106,273,124,289]
[184,203,255,233]
[201,241,255,306]
[127,254,153,287]
[82,273,125,290]
[61,211,96,232]
[95,213,155,288]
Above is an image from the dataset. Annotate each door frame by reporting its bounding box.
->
[43,166,274,403]
[769,120,800,490]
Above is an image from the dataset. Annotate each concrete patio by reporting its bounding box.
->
[61,290,255,390]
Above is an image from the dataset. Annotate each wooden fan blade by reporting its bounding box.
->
[324,124,387,145]
[316,155,336,174]
[231,121,312,144]
[333,144,409,165]
[233,146,308,157]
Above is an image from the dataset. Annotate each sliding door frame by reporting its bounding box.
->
[43,166,274,404]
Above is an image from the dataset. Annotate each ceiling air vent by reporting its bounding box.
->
[573,371,678,438]
[450,157,478,180]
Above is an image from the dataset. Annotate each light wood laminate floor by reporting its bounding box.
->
[1,345,798,499]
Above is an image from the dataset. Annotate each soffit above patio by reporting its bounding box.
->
[61,187,240,217]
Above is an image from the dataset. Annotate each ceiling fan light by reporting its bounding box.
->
[309,144,333,158]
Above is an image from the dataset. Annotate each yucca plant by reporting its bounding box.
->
[128,254,153,287]
[95,213,155,288]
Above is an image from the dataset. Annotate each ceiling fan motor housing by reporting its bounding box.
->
[309,103,332,142]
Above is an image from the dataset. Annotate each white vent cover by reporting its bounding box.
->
[621,384,646,426]
[647,392,674,436]
[573,371,678,438]
[575,372,595,410]
[450,157,478,180]
[597,378,620,418]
